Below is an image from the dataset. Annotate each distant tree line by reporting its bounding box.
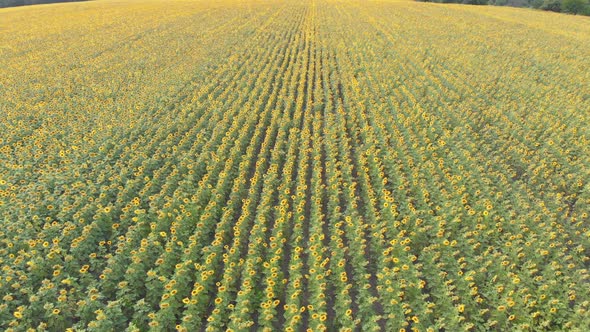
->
[0,0,87,8]
[418,0,590,15]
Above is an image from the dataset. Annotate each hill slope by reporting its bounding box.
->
[1,0,589,330]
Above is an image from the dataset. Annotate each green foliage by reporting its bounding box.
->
[529,0,546,8]
[540,0,563,11]
[491,0,509,6]
[463,0,489,4]
[562,0,589,13]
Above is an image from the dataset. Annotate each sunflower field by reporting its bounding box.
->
[0,0,589,331]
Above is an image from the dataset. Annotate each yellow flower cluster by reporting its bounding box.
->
[0,0,588,331]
